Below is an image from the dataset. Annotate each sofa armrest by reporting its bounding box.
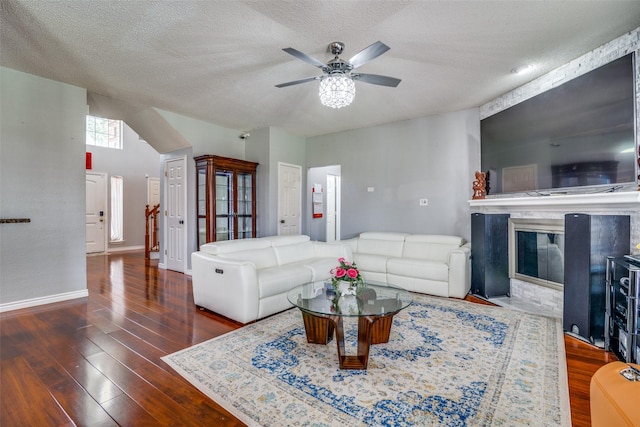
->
[447,245,472,298]
[191,252,260,324]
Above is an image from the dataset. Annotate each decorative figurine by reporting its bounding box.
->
[472,171,487,200]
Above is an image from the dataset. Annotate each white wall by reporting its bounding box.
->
[253,127,306,237]
[0,67,87,307]
[306,108,480,241]
[245,127,271,237]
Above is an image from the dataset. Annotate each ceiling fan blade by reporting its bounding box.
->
[275,76,320,88]
[353,73,401,87]
[347,41,390,69]
[282,47,327,69]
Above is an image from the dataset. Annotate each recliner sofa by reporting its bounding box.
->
[190,232,471,324]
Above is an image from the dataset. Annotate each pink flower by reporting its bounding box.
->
[346,268,358,279]
[338,257,345,263]
[335,267,346,278]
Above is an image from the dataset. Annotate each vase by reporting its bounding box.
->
[338,281,356,295]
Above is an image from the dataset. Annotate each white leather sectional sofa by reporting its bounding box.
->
[190,232,471,324]
[191,235,351,323]
[343,232,471,299]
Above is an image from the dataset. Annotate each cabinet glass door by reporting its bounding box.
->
[236,172,253,239]
[215,171,233,241]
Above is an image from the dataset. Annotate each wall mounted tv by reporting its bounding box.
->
[481,53,636,195]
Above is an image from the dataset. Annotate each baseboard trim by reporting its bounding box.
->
[108,245,144,253]
[0,289,89,313]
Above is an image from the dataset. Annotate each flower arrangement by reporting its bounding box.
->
[330,257,364,293]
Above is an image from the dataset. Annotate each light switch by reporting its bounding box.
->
[419,198,429,206]
[367,187,375,192]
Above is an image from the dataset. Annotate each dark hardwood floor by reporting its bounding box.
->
[1,251,614,426]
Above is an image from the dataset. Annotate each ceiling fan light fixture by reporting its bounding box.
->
[319,74,355,108]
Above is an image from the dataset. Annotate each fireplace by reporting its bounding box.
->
[469,191,640,320]
[508,218,564,291]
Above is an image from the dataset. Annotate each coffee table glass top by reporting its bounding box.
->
[287,281,412,317]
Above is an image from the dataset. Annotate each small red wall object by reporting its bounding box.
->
[86,152,92,169]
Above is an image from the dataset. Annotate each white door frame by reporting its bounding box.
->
[161,155,187,272]
[86,171,108,254]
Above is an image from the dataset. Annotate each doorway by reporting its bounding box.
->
[164,156,187,272]
[86,172,107,254]
[307,165,341,242]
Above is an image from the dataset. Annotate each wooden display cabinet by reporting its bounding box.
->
[195,155,258,247]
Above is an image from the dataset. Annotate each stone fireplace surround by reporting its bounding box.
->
[469,191,640,319]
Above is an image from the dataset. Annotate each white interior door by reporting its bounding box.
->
[86,172,107,253]
[326,174,337,242]
[165,157,186,272]
[278,163,302,235]
[147,177,160,207]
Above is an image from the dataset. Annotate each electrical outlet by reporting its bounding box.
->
[419,198,429,206]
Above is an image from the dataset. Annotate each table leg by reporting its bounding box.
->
[370,314,394,344]
[301,311,334,344]
[301,312,396,370]
[329,315,390,370]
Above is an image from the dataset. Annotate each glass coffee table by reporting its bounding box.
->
[286,281,412,370]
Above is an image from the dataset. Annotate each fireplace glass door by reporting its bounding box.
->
[514,231,564,288]
[509,218,565,291]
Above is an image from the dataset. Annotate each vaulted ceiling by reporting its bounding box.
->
[2,1,639,138]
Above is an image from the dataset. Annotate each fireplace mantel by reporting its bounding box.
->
[469,191,640,213]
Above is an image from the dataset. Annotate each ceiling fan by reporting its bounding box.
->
[275,41,401,108]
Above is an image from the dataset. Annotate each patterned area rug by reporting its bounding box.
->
[162,294,571,426]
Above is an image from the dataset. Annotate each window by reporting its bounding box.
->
[110,176,123,242]
[86,115,123,149]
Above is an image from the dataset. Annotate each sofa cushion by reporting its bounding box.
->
[402,235,465,263]
[357,232,408,257]
[353,253,390,274]
[200,238,271,255]
[387,257,449,282]
[273,242,316,266]
[257,264,313,298]
[218,247,278,270]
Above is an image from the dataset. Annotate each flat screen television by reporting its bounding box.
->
[481,53,637,195]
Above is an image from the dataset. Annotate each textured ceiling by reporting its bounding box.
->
[1,1,639,138]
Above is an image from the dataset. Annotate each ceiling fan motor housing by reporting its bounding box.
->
[326,58,350,74]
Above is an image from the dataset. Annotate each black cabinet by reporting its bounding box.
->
[471,213,510,298]
[563,214,630,344]
[605,257,639,363]
[604,257,640,363]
